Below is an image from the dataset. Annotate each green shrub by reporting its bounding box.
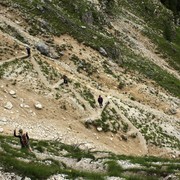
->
[163,21,174,42]
[81,88,96,108]
[118,82,125,89]
[106,160,123,176]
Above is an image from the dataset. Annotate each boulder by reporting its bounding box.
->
[0,117,7,122]
[85,119,92,124]
[36,41,50,56]
[163,174,178,180]
[34,102,43,110]
[121,134,128,141]
[49,47,59,59]
[36,41,59,59]
[99,47,108,56]
[84,119,93,128]
[4,101,13,110]
[9,90,16,95]
[130,132,138,138]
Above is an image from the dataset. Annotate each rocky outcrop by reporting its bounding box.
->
[36,42,50,56]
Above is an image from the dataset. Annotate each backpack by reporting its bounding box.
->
[21,133,28,147]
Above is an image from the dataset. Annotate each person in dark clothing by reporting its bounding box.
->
[14,129,32,152]
[98,95,103,108]
[26,46,31,57]
[63,75,68,85]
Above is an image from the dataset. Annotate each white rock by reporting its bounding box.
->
[34,102,43,110]
[0,128,4,133]
[81,26,86,29]
[61,149,68,156]
[3,89,8,93]
[106,177,125,180]
[47,174,68,180]
[20,98,24,103]
[24,104,30,108]
[99,47,107,56]
[0,117,7,122]
[85,119,93,124]
[4,101,13,110]
[117,160,142,169]
[20,104,30,108]
[9,90,16,95]
[97,127,103,132]
[24,177,31,180]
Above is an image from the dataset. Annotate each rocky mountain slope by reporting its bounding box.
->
[0,0,180,179]
[1,134,180,179]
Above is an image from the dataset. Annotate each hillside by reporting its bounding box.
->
[0,134,180,179]
[0,0,180,179]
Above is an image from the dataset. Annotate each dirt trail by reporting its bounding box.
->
[0,55,27,65]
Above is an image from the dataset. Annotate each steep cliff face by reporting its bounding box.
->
[0,0,179,162]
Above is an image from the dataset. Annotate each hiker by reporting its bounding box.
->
[98,95,103,108]
[26,46,31,57]
[14,129,32,152]
[63,75,68,85]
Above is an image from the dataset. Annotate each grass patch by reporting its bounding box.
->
[35,57,60,83]
[145,28,180,72]
[0,135,179,179]
[0,58,34,78]
[92,108,129,133]
[123,51,180,98]
[70,55,97,76]
[106,160,123,176]
[0,152,61,179]
[81,88,96,108]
